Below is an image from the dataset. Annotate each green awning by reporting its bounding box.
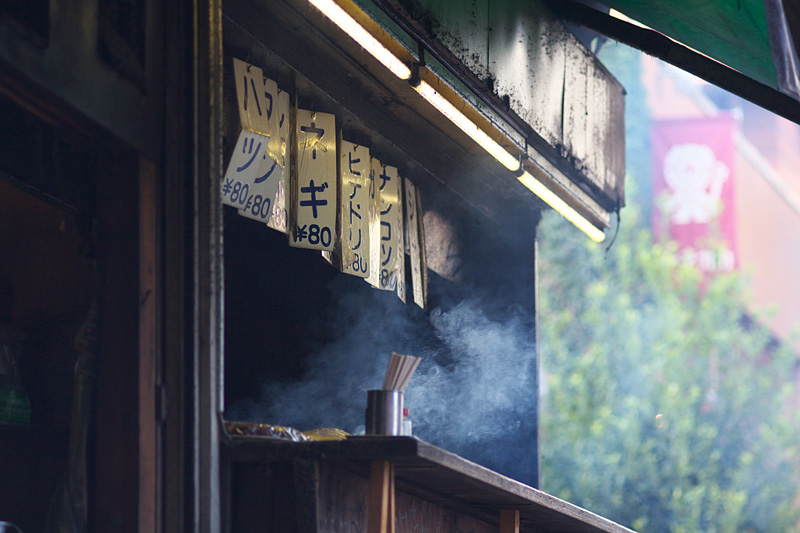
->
[600,0,799,99]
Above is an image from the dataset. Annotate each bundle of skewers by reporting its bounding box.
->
[381,351,421,391]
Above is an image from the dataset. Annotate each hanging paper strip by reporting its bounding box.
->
[227,59,283,226]
[232,58,274,137]
[365,157,382,288]
[291,109,336,251]
[377,164,403,291]
[237,76,282,224]
[262,77,281,162]
[222,130,270,211]
[396,174,407,303]
[340,140,372,277]
[265,89,290,233]
[404,178,424,308]
[416,184,428,309]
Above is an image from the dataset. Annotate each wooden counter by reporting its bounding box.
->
[225,435,635,533]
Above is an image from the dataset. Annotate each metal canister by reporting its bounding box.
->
[365,389,403,436]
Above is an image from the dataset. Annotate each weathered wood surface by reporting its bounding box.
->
[368,461,395,533]
[373,0,626,210]
[318,463,496,533]
[500,509,520,533]
[228,435,636,533]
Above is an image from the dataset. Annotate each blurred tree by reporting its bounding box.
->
[538,202,800,531]
[537,40,800,532]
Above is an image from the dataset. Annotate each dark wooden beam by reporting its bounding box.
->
[191,0,224,532]
[547,0,800,126]
[162,0,191,530]
[138,156,159,532]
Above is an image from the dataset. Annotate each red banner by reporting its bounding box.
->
[651,115,737,273]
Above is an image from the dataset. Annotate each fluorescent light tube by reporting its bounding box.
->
[518,171,606,242]
[413,80,521,172]
[309,0,412,80]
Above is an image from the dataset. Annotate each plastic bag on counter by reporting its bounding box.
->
[224,420,309,441]
[0,324,31,424]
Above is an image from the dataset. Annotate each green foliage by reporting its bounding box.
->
[538,208,800,532]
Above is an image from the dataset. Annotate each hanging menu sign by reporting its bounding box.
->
[227,58,427,305]
[222,130,270,211]
[263,78,281,161]
[405,178,424,308]
[237,77,282,224]
[378,164,403,291]
[233,58,273,137]
[234,147,279,223]
[265,89,290,233]
[291,109,336,251]
[416,185,428,308]
[396,178,407,303]
[365,157,382,288]
[227,60,281,224]
[340,140,371,277]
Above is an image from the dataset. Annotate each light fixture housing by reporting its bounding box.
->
[308,0,613,242]
[309,0,412,80]
[413,80,521,173]
[518,171,606,242]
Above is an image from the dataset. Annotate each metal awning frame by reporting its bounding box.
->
[547,0,800,126]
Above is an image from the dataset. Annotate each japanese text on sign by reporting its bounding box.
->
[340,141,371,277]
[233,58,274,137]
[227,58,427,305]
[292,110,336,251]
[222,131,272,213]
[378,164,402,290]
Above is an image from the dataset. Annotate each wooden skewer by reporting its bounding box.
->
[396,357,420,391]
[393,356,408,389]
[383,353,401,390]
[383,352,421,391]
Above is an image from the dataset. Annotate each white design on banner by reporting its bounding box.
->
[662,143,729,225]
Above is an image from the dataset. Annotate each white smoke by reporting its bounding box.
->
[226,281,539,484]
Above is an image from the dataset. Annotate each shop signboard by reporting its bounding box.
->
[652,115,737,274]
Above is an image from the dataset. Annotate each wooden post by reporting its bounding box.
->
[388,460,395,532]
[367,461,395,533]
[499,509,520,533]
[139,156,159,532]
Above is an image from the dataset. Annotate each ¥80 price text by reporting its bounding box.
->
[223,178,271,221]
